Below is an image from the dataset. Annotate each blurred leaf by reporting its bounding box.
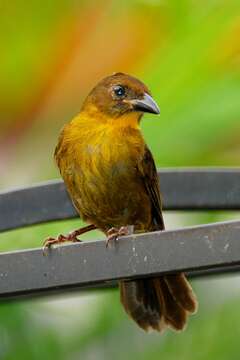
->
[1,1,240,359]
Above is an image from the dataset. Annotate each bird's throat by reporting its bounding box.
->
[81,104,141,129]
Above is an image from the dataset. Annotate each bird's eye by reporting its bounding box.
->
[113,85,125,98]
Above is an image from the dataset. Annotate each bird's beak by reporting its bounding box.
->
[130,93,160,115]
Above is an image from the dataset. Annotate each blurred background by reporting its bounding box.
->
[0,0,240,358]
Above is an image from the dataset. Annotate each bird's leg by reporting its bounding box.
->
[43,224,97,252]
[106,225,134,247]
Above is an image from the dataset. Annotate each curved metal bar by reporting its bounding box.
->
[0,180,77,232]
[0,219,240,300]
[1,168,240,232]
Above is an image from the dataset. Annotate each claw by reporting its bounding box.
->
[42,224,97,255]
[106,226,130,248]
[42,233,81,255]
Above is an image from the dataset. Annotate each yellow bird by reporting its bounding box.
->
[45,73,197,332]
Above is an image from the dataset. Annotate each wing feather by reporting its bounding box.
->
[137,146,165,230]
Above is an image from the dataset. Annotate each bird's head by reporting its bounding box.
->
[82,73,160,121]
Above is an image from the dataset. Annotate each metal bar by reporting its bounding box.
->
[1,168,240,232]
[0,180,76,233]
[0,219,240,301]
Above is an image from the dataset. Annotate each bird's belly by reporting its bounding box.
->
[74,156,151,231]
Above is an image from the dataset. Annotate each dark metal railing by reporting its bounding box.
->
[0,168,240,300]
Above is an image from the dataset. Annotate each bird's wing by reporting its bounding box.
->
[137,146,165,230]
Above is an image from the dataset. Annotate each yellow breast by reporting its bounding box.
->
[55,109,150,230]
[57,107,145,170]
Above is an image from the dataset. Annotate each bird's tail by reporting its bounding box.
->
[119,273,197,332]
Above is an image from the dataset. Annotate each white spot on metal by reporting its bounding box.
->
[224,243,229,251]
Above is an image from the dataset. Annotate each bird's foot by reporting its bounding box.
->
[106,226,131,248]
[42,224,97,254]
[43,231,82,254]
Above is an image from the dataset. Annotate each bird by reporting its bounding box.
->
[44,72,198,332]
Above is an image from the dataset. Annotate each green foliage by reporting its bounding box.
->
[1,0,240,358]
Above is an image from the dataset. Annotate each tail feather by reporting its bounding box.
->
[120,273,198,332]
[165,273,198,313]
[155,277,187,331]
[119,280,165,332]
